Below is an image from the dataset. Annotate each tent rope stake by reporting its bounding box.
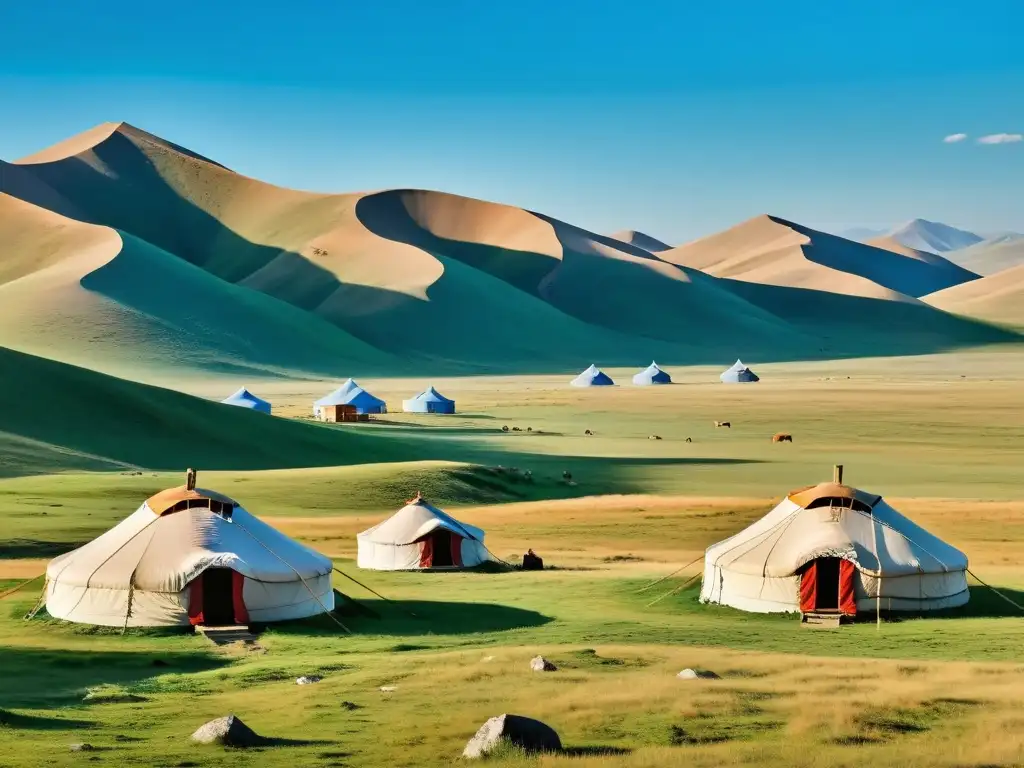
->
[332,567,419,619]
[968,569,1024,613]
[636,554,705,593]
[0,573,45,600]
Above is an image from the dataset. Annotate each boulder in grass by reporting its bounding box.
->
[296,676,322,685]
[69,743,96,752]
[463,714,562,759]
[677,668,720,680]
[191,715,262,747]
[530,655,557,672]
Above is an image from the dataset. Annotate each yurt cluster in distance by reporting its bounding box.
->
[219,380,458,420]
[572,360,760,387]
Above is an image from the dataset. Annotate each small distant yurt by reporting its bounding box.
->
[571,364,614,387]
[700,467,969,616]
[632,361,671,386]
[357,494,491,570]
[44,471,334,627]
[221,387,271,414]
[403,386,456,414]
[720,359,759,383]
[314,378,386,417]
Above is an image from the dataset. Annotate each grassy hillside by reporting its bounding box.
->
[0,345,421,478]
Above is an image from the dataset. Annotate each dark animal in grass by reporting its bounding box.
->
[512,427,522,432]
[772,433,793,443]
[562,471,572,481]
[584,429,594,436]
[714,421,731,428]
[648,435,662,440]
[502,425,509,432]
[526,427,533,432]
[685,437,692,443]
[522,549,544,570]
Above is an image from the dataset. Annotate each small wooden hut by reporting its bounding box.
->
[320,404,368,423]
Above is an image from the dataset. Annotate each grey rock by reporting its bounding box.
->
[529,655,557,672]
[677,668,720,680]
[69,743,95,752]
[296,675,322,685]
[190,715,262,747]
[463,714,562,759]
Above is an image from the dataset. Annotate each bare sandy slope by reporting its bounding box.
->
[608,229,672,252]
[664,215,978,299]
[941,236,1024,276]
[924,263,1024,329]
[0,193,399,380]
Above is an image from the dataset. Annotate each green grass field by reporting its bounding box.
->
[2,351,1024,767]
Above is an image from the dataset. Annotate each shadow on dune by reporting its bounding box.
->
[0,647,228,709]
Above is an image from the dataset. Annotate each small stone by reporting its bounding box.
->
[677,668,720,680]
[463,714,562,759]
[481,655,495,662]
[69,743,95,752]
[190,715,262,747]
[379,686,397,693]
[530,655,557,672]
[296,675,322,685]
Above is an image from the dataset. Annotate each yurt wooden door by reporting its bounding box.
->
[800,557,857,615]
[418,531,465,568]
[188,568,249,626]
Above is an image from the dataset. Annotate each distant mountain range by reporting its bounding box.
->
[0,121,1020,385]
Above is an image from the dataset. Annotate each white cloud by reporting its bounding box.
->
[977,133,1023,145]
[943,133,968,143]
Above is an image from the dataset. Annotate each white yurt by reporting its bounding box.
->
[720,359,759,383]
[632,361,671,386]
[357,493,491,570]
[314,379,386,417]
[700,468,968,616]
[44,471,334,627]
[571,364,614,387]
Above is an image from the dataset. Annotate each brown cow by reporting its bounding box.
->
[772,433,793,443]
[714,421,731,428]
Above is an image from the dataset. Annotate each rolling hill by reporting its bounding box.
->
[925,263,1024,329]
[662,215,978,299]
[608,230,673,252]
[0,192,400,381]
[0,344,420,478]
[0,122,1018,374]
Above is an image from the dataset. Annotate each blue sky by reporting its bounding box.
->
[1,0,1022,241]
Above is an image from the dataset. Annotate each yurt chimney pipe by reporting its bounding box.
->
[186,468,197,491]
[834,465,844,485]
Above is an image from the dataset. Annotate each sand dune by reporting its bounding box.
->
[925,263,1024,329]
[608,230,672,252]
[663,215,978,299]
[886,218,982,254]
[941,236,1024,276]
[0,122,1016,374]
[0,193,399,381]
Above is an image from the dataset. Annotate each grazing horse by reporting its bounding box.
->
[584,429,594,436]
[502,425,510,432]
[685,437,692,443]
[772,433,793,443]
[714,421,731,428]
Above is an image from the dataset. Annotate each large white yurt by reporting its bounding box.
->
[357,494,491,571]
[632,361,671,386]
[44,471,334,627]
[314,379,386,417]
[700,468,968,616]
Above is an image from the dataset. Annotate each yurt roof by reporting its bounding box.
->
[411,386,453,402]
[315,379,362,406]
[358,497,483,545]
[146,486,238,516]
[787,482,881,510]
